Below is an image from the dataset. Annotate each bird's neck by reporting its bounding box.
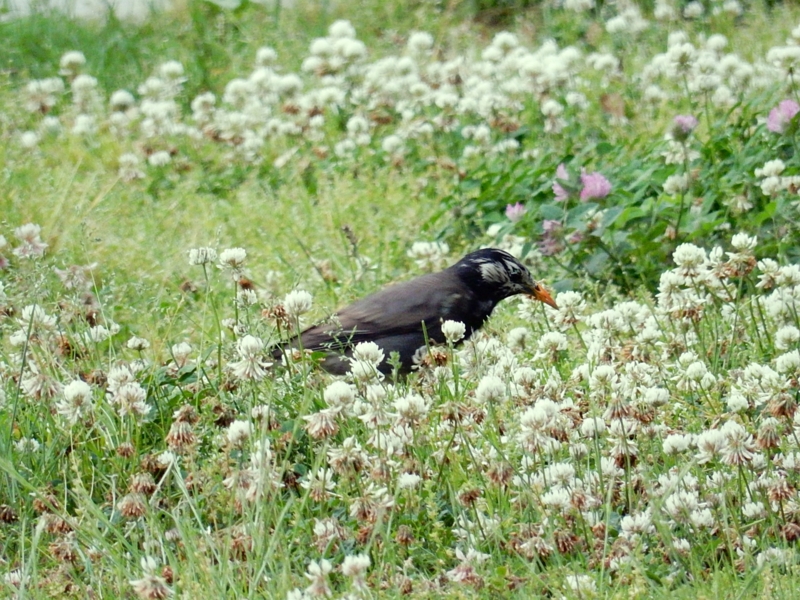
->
[464,298,497,333]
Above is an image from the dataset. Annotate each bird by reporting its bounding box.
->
[274,248,557,375]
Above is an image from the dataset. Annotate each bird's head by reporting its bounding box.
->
[454,248,558,308]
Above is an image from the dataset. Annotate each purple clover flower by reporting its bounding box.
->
[505,202,527,222]
[579,171,612,202]
[539,219,564,256]
[671,114,698,142]
[767,100,800,134]
[552,163,570,202]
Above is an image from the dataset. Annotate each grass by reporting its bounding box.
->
[4,0,800,598]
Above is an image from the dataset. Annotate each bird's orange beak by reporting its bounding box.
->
[530,284,558,309]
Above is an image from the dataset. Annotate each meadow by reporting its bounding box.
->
[4,0,800,597]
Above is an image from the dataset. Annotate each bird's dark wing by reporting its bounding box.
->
[296,270,480,352]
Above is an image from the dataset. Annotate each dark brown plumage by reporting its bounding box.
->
[274,248,557,375]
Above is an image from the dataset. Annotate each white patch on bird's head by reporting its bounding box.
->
[502,258,524,278]
[478,261,511,284]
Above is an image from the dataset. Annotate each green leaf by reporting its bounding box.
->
[595,141,614,155]
[609,206,645,228]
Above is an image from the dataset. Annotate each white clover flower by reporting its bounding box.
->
[491,139,519,155]
[323,381,356,409]
[730,232,757,252]
[491,31,519,52]
[87,325,112,343]
[346,115,370,135]
[107,364,137,395]
[119,153,144,181]
[157,450,177,468]
[230,335,270,381]
[112,382,150,419]
[726,389,749,413]
[441,320,466,344]
[70,76,99,100]
[20,304,56,329]
[329,19,356,38]
[255,46,277,66]
[158,60,185,81]
[227,420,252,446]
[690,507,715,528]
[755,159,785,178]
[684,361,709,382]
[188,247,218,265]
[776,350,800,374]
[352,341,385,365]
[14,437,40,453]
[237,335,262,357]
[620,509,654,538]
[541,487,571,511]
[24,78,63,112]
[59,50,86,76]
[541,98,563,117]
[663,173,690,195]
[349,358,383,382]
[663,433,694,455]
[335,38,367,60]
[304,557,333,597]
[56,380,93,425]
[236,288,258,308]
[334,139,357,157]
[536,331,567,354]
[566,574,597,595]
[721,0,742,15]
[71,114,96,136]
[760,176,784,197]
[283,290,313,317]
[341,553,371,578]
[580,416,606,437]
[147,151,171,167]
[126,336,150,351]
[397,472,421,489]
[565,91,590,109]
[109,89,135,111]
[544,463,576,486]
[563,0,594,11]
[171,342,192,366]
[672,243,706,269]
[706,34,728,52]
[776,264,800,286]
[513,366,539,389]
[407,31,434,54]
[742,501,766,520]
[507,327,529,350]
[683,1,704,18]
[475,374,505,404]
[393,393,430,423]
[766,46,800,76]
[605,15,627,34]
[4,568,27,588]
[41,117,61,138]
[13,223,48,259]
[20,131,39,148]
[381,134,405,155]
[664,489,701,521]
[719,420,755,466]
[218,247,247,271]
[776,325,800,350]
[589,364,616,392]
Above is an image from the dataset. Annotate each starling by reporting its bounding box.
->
[275,248,557,375]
